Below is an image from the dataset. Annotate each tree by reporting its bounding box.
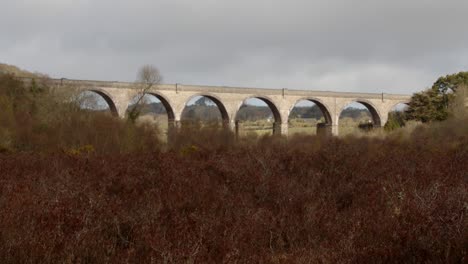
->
[384,111,406,131]
[432,72,468,94]
[127,65,162,123]
[405,71,468,123]
[405,88,448,123]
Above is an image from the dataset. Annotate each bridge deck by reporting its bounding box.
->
[19,77,411,100]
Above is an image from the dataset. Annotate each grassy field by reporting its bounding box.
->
[137,115,374,138]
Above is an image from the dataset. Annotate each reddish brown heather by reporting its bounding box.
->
[0,126,467,263]
[0,73,467,263]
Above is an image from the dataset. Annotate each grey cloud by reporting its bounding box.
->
[1,0,468,94]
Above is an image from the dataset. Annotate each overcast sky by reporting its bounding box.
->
[1,0,468,94]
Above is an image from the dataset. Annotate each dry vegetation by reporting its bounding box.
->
[0,73,467,263]
[0,63,48,78]
[0,74,161,154]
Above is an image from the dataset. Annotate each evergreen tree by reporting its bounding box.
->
[405,71,468,123]
[384,111,406,131]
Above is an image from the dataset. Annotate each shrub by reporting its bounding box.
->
[0,73,467,262]
[0,117,467,263]
[0,73,161,153]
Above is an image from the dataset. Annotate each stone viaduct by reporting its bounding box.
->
[35,78,412,136]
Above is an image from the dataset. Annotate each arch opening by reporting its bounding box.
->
[126,93,175,137]
[235,97,282,136]
[180,95,229,129]
[288,99,332,136]
[76,90,118,117]
[338,101,381,135]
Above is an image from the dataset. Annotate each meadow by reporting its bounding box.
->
[135,115,384,138]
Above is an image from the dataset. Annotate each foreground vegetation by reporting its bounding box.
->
[1,119,467,263]
[0,72,467,263]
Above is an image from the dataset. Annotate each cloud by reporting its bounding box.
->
[1,0,468,93]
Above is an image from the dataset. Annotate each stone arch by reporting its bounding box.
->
[126,92,178,139]
[288,97,334,136]
[339,99,382,126]
[235,95,282,135]
[84,89,119,117]
[236,95,282,123]
[288,97,333,124]
[181,93,230,125]
[143,92,176,121]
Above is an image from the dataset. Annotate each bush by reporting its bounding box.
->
[0,73,467,262]
[0,116,467,263]
[384,111,406,132]
[0,73,161,153]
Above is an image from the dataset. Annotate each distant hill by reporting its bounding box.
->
[236,105,273,121]
[0,63,48,78]
[340,107,372,119]
[133,102,168,115]
[290,105,324,119]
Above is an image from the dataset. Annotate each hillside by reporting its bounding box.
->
[0,63,48,78]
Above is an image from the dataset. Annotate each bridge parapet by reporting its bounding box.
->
[18,77,410,100]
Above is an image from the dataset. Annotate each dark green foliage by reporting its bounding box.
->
[357,121,373,132]
[236,104,273,121]
[340,107,372,119]
[384,111,406,131]
[289,105,323,119]
[406,71,468,123]
[285,106,369,120]
[433,71,468,94]
[405,88,450,122]
[182,104,222,121]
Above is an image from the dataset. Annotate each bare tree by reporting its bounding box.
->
[127,65,162,123]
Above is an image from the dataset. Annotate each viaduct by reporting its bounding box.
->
[30,78,412,136]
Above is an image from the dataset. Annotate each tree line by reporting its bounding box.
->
[385,71,468,131]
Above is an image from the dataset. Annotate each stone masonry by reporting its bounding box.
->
[28,78,411,136]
